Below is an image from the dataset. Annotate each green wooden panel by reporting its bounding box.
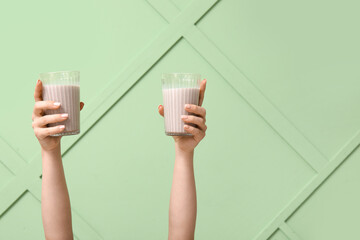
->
[0,162,13,191]
[171,0,192,10]
[0,137,27,174]
[0,0,166,161]
[0,192,43,239]
[268,229,289,240]
[197,0,360,160]
[0,0,359,239]
[287,146,360,240]
[63,38,314,239]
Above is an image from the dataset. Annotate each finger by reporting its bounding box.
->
[198,79,207,106]
[181,115,207,131]
[34,80,43,102]
[35,125,65,139]
[33,101,61,117]
[80,102,84,111]
[33,114,68,128]
[158,105,164,117]
[184,125,205,142]
[185,104,206,118]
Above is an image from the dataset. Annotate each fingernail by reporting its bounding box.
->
[158,105,161,109]
[181,115,188,120]
[37,79,40,84]
[184,125,190,129]
[185,104,191,109]
[61,114,68,118]
[59,125,65,129]
[54,102,61,106]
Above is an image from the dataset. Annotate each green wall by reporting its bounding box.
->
[1,0,360,239]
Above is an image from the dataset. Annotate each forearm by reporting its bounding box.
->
[41,145,73,240]
[168,145,197,240]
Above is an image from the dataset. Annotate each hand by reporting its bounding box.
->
[158,79,207,153]
[32,80,84,152]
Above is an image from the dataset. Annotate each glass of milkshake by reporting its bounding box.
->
[39,71,80,136]
[162,73,201,136]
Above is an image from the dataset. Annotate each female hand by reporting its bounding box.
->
[158,79,207,153]
[32,80,84,152]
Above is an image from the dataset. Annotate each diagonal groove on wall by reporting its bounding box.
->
[187,24,360,239]
[183,16,360,240]
[184,26,328,172]
[255,130,360,240]
[0,136,27,174]
[148,0,327,172]
[279,222,302,240]
[27,179,102,240]
[146,0,180,23]
[0,0,219,238]
[0,156,41,216]
[2,0,355,239]
[146,1,360,240]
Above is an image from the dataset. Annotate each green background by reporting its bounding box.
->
[1,0,360,239]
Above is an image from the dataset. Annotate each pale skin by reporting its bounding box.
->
[158,79,207,240]
[32,79,84,240]
[32,78,207,240]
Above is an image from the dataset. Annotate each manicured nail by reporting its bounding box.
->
[59,125,65,129]
[185,104,191,109]
[54,102,61,106]
[61,114,68,118]
[181,115,188,120]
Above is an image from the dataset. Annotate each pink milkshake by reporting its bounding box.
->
[163,88,200,135]
[162,73,201,136]
[40,71,80,136]
[42,85,80,136]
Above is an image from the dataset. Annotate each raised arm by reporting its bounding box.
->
[158,79,207,240]
[41,143,73,240]
[32,80,84,240]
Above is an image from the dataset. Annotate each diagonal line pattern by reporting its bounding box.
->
[147,2,360,240]
[27,179,103,239]
[150,0,327,172]
[0,0,219,238]
[254,131,360,240]
[0,153,42,216]
[2,0,356,239]
[183,27,328,172]
[0,136,27,174]
[279,222,302,240]
[148,0,328,172]
[186,26,360,240]
[146,1,360,240]
[0,149,97,239]
[146,0,179,22]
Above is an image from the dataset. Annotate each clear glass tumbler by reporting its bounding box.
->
[39,71,80,136]
[162,73,201,136]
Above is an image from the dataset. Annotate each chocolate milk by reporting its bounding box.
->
[162,88,200,136]
[43,85,80,136]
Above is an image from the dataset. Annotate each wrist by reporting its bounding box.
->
[175,144,194,159]
[41,144,61,159]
